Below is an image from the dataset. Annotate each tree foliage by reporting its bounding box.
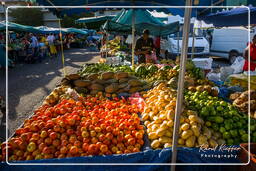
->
[9,8,44,26]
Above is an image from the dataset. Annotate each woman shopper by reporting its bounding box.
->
[47,33,57,58]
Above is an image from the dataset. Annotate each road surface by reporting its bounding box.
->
[0,48,100,141]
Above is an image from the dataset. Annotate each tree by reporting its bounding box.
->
[9,8,43,26]
[61,13,94,28]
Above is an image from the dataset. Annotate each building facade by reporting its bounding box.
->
[0,0,59,27]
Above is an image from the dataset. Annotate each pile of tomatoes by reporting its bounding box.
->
[1,96,145,161]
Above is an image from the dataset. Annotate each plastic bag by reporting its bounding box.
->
[206,71,221,82]
[220,66,234,81]
[230,56,245,74]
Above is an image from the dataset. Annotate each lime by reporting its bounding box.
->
[230,130,238,137]
[217,106,223,111]
[239,129,246,136]
[219,127,226,133]
[241,134,248,142]
[223,132,231,139]
[205,121,212,127]
[215,116,224,123]
[227,139,234,145]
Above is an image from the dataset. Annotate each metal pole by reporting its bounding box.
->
[105,32,108,58]
[58,19,66,76]
[131,9,135,67]
[171,1,192,171]
[191,28,195,59]
[177,29,180,57]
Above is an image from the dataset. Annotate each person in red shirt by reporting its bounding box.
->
[154,36,161,58]
[243,35,256,71]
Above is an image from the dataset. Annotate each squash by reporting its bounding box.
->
[181,123,190,131]
[73,80,91,87]
[148,132,158,140]
[209,138,218,148]
[159,136,172,144]
[191,125,200,137]
[115,72,128,79]
[164,143,172,148]
[87,73,99,81]
[90,84,104,91]
[197,135,208,146]
[101,72,114,80]
[105,83,119,93]
[128,79,143,87]
[181,130,193,140]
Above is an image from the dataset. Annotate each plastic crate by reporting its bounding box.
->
[238,143,256,171]
[192,58,213,70]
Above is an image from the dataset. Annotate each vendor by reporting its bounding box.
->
[243,34,256,71]
[135,29,155,64]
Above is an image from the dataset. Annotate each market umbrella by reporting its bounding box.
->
[34,26,68,34]
[66,28,88,35]
[101,9,179,36]
[197,6,256,27]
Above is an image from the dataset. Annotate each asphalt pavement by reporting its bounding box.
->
[0,48,100,141]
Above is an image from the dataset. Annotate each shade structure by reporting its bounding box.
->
[66,28,88,35]
[76,15,115,24]
[35,0,226,17]
[197,6,256,27]
[101,9,179,36]
[34,26,68,34]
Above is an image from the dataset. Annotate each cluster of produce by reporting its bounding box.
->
[160,59,175,65]
[141,83,222,149]
[185,91,256,144]
[1,96,145,161]
[101,37,129,56]
[60,71,151,98]
[79,63,133,76]
[187,84,218,97]
[230,90,256,118]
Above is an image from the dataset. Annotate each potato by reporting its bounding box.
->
[66,73,80,80]
[166,110,175,120]
[160,122,168,130]
[191,125,200,137]
[159,136,172,144]
[181,130,193,140]
[151,140,161,149]
[185,136,196,147]
[142,113,149,121]
[178,138,185,145]
[181,123,190,131]
[164,143,172,148]
[198,135,208,145]
[167,120,174,127]
[165,130,172,137]
[87,73,99,81]
[209,138,218,148]
[148,132,158,140]
[156,128,166,137]
[144,121,150,127]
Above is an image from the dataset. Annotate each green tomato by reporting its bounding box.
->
[230,130,238,137]
[223,132,231,139]
[219,127,226,133]
[241,134,248,142]
[215,116,224,123]
[216,106,223,111]
[227,139,234,145]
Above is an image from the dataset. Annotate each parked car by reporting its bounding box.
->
[210,27,256,64]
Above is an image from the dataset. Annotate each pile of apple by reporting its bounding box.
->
[1,95,145,161]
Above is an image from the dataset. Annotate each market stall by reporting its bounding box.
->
[2,0,255,170]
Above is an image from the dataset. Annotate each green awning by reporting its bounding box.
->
[102,9,179,36]
[76,15,115,24]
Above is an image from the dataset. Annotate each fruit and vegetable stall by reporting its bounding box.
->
[1,60,255,170]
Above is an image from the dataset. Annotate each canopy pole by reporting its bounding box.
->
[171,1,192,171]
[177,30,180,57]
[58,19,66,76]
[191,28,196,59]
[105,32,108,59]
[131,8,135,67]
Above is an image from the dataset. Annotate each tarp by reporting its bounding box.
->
[1,147,240,171]
[35,0,226,17]
[101,9,179,36]
[76,15,115,24]
[198,6,256,27]
[0,22,88,35]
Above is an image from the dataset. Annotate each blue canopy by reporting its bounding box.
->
[35,0,225,17]
[198,6,256,27]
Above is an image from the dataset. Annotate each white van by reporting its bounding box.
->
[161,34,209,58]
[161,16,209,59]
[210,27,255,63]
